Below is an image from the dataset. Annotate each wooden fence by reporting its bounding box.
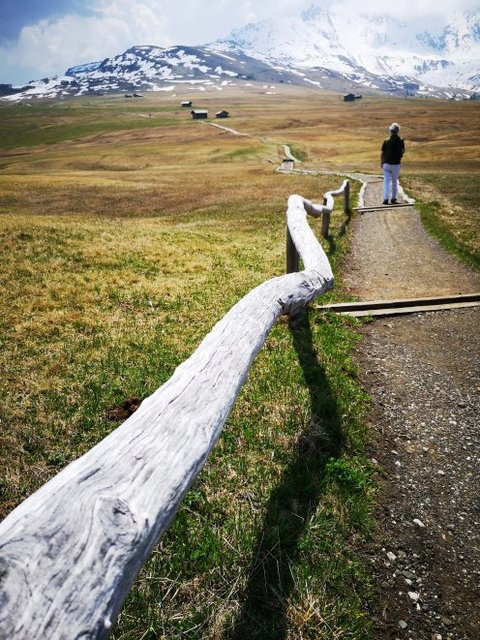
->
[0,182,350,639]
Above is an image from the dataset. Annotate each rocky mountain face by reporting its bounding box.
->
[1,6,479,102]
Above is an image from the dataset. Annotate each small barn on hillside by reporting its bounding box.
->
[343,93,362,102]
[191,109,208,119]
[181,100,193,107]
[215,110,229,118]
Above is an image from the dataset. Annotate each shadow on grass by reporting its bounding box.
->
[326,207,352,257]
[228,310,344,640]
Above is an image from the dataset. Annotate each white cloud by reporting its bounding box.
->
[340,0,479,19]
[1,0,478,84]
[1,2,172,83]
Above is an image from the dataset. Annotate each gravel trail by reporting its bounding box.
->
[344,177,480,639]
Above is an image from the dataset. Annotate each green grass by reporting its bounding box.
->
[403,172,480,271]
[418,200,480,271]
[111,312,374,640]
[0,102,177,150]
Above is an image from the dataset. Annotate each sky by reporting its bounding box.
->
[1,0,477,85]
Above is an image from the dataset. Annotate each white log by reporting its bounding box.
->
[297,180,349,239]
[0,195,333,639]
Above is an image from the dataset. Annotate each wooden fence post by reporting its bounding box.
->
[286,228,299,273]
[343,181,350,215]
[321,210,330,238]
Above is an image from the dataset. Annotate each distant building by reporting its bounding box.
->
[343,93,362,102]
[181,100,193,107]
[133,93,143,98]
[215,110,229,118]
[191,109,208,119]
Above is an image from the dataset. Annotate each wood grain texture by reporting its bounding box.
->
[0,195,334,639]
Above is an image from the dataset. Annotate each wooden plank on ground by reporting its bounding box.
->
[315,293,480,318]
[355,203,414,212]
[332,301,480,318]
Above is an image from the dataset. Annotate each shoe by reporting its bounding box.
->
[390,198,397,204]
[382,199,389,205]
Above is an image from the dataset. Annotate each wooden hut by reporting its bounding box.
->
[191,109,208,119]
[343,93,362,102]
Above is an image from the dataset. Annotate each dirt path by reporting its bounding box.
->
[344,177,480,300]
[344,178,480,640]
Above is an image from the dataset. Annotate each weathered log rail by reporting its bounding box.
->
[287,180,350,272]
[321,180,350,237]
[0,182,349,639]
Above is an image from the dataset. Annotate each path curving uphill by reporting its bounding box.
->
[344,177,479,300]
[345,179,480,639]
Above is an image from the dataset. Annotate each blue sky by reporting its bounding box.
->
[0,0,476,85]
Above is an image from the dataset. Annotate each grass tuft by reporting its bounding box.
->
[403,173,480,271]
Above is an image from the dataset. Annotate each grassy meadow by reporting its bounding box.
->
[0,86,479,639]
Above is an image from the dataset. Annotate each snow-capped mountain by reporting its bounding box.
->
[2,6,479,102]
[214,6,480,93]
[1,45,313,101]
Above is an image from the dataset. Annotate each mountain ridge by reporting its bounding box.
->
[2,6,479,102]
[215,6,480,89]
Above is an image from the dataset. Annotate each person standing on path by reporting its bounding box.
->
[381,122,405,205]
